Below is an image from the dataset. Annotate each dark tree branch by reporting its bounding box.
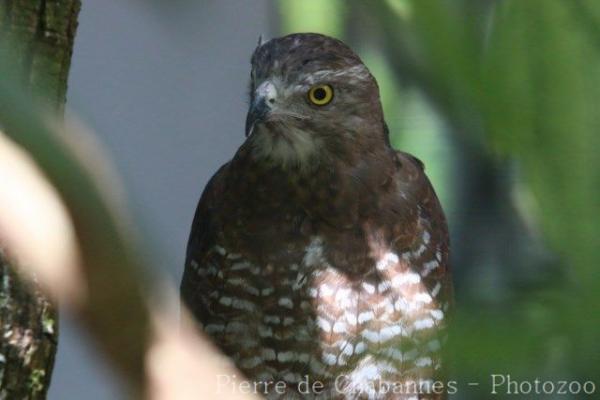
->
[0,1,80,398]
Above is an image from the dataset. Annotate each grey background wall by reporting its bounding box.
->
[50,1,272,398]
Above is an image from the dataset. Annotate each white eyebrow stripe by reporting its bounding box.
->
[305,65,370,83]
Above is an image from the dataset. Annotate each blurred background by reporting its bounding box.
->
[46,0,599,398]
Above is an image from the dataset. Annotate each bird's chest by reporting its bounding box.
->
[202,230,441,398]
[204,163,442,396]
[219,155,367,243]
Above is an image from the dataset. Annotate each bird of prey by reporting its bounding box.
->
[182,33,452,399]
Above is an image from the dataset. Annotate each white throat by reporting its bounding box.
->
[249,124,321,170]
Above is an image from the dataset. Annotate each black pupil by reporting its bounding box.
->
[314,87,327,101]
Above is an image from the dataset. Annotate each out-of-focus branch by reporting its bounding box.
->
[0,252,59,399]
[0,41,257,400]
[0,1,81,396]
[0,0,81,113]
[0,2,257,398]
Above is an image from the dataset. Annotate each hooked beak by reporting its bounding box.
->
[245,96,269,137]
[245,80,277,137]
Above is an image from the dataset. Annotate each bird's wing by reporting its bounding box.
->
[392,150,451,287]
[386,150,453,379]
[180,163,230,328]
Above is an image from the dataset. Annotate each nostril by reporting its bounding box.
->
[268,98,276,104]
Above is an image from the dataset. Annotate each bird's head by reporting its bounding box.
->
[244,33,388,170]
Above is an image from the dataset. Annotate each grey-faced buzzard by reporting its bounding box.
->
[182,33,453,400]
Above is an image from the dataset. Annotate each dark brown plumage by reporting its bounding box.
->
[182,33,452,399]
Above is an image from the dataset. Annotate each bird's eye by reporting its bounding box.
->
[308,84,334,106]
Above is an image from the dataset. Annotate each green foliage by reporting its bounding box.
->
[277,0,347,38]
[384,0,600,291]
[28,369,46,394]
[485,1,600,284]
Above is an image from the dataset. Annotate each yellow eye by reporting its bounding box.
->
[308,84,334,106]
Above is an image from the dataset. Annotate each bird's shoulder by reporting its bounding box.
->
[392,150,426,189]
[181,162,230,316]
[389,149,451,282]
[390,150,442,217]
[390,151,448,258]
[187,163,230,259]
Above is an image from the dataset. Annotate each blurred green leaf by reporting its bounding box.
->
[277,0,346,37]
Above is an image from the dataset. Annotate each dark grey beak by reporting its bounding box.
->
[245,96,269,137]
